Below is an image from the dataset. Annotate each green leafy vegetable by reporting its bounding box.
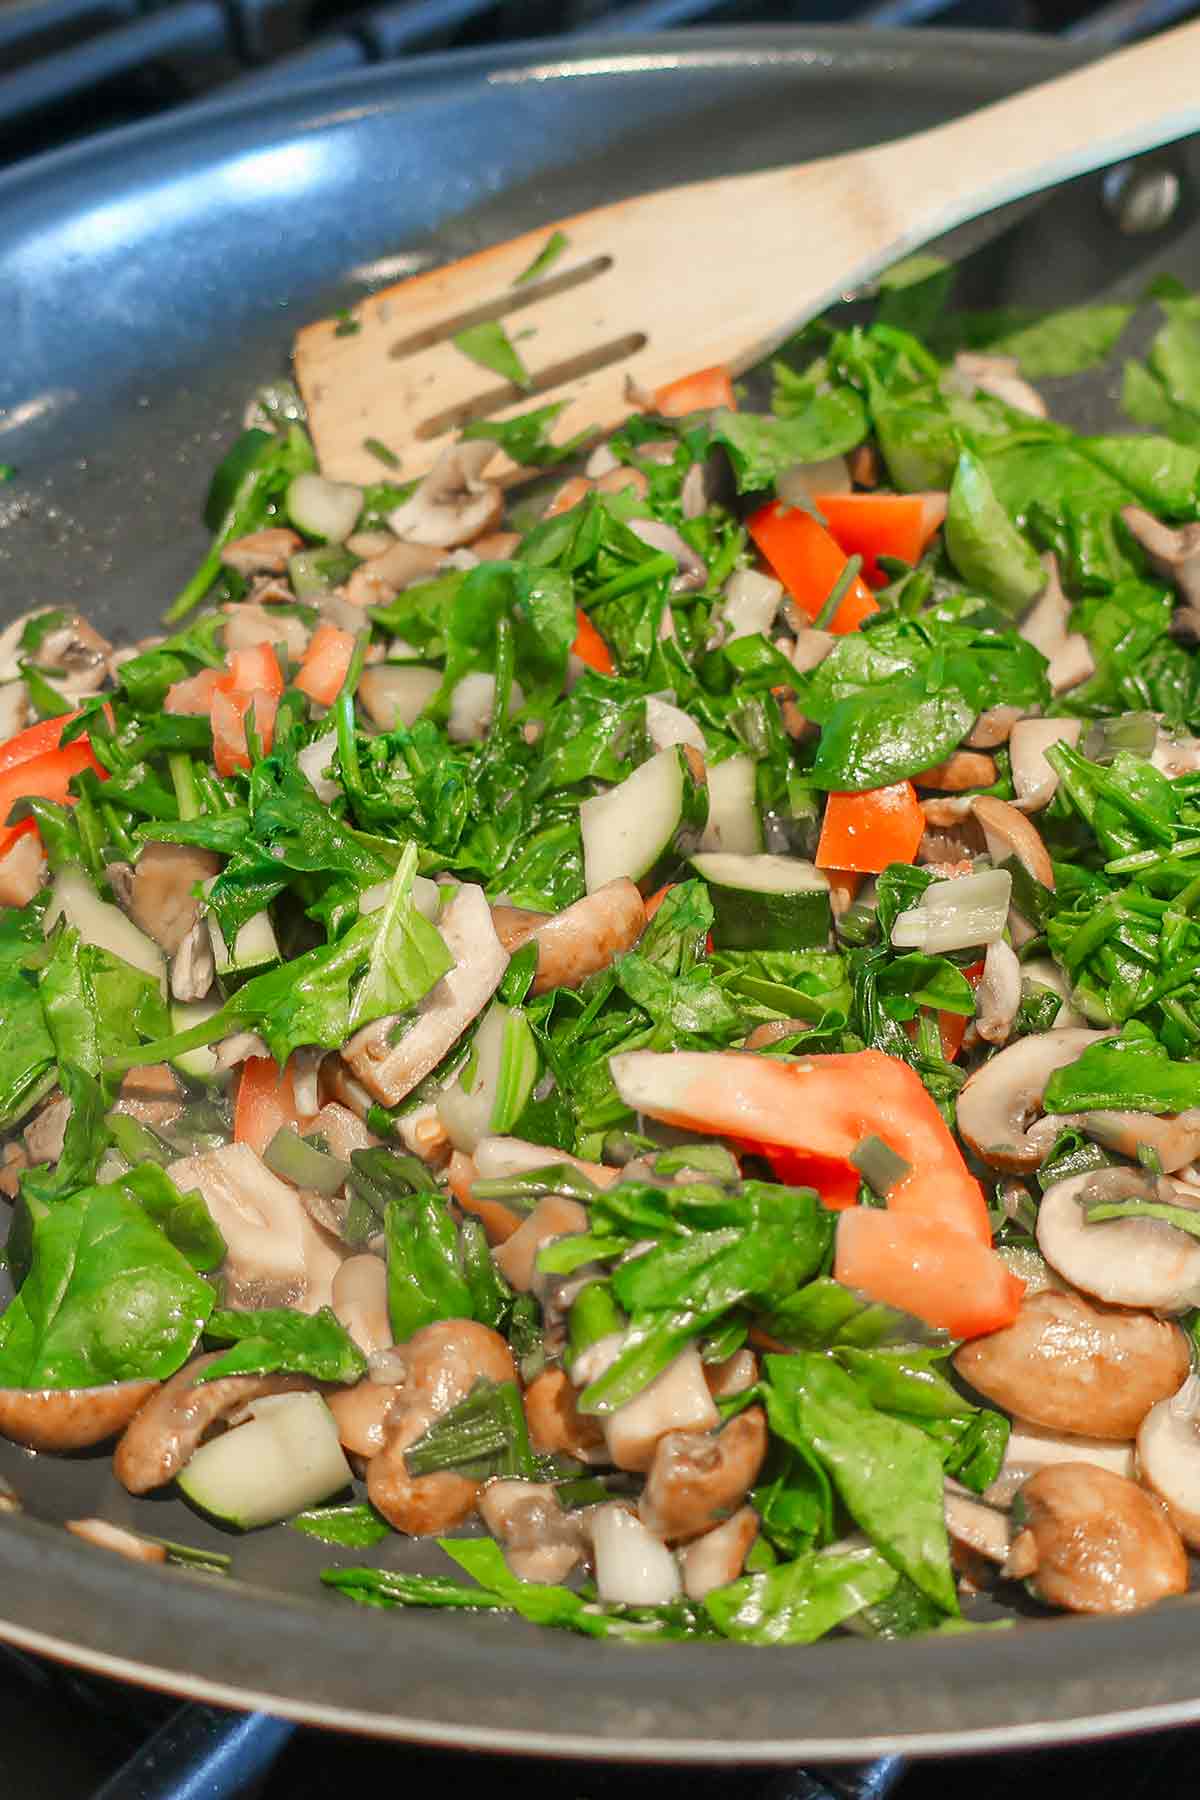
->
[452,322,531,389]
[201,1306,367,1383]
[514,230,569,286]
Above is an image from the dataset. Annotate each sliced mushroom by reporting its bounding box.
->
[1137,1373,1200,1549]
[975,939,1022,1045]
[24,1092,71,1166]
[342,541,448,607]
[326,1378,399,1460]
[65,1519,167,1565]
[1121,507,1200,608]
[627,519,708,594]
[366,1320,517,1535]
[114,1355,312,1493]
[306,1101,378,1162]
[679,1506,760,1600]
[594,1345,720,1474]
[220,527,301,576]
[953,351,1048,420]
[915,751,997,792]
[953,1287,1190,1441]
[0,826,46,908]
[703,1348,759,1399]
[166,1141,343,1313]
[1006,1463,1187,1614]
[330,1254,392,1356]
[490,1196,590,1295]
[944,1486,1010,1565]
[1037,1167,1200,1312]
[1075,1107,1200,1173]
[478,1479,587,1585]
[388,443,503,549]
[1020,554,1094,694]
[473,1135,618,1188]
[966,706,1025,751]
[396,1102,452,1168]
[0,1380,159,1453]
[127,842,220,956]
[1009,718,1083,813]
[637,1406,768,1541]
[491,880,646,997]
[357,663,441,731]
[342,883,507,1107]
[971,796,1055,889]
[985,1417,1135,1507]
[522,1368,608,1464]
[170,917,216,1003]
[33,614,112,694]
[957,1027,1112,1171]
[115,1063,184,1130]
[222,601,310,660]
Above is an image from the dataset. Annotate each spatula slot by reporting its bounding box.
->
[386,255,614,361]
[416,331,649,440]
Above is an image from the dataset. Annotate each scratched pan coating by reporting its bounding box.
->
[1,27,1200,1759]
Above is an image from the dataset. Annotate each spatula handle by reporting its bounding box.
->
[893,17,1200,241]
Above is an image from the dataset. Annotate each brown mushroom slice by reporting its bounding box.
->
[387,443,503,549]
[1020,553,1095,695]
[1009,718,1083,813]
[915,751,997,792]
[522,1368,608,1464]
[222,602,310,660]
[305,1100,378,1162]
[679,1506,760,1601]
[953,1288,1190,1441]
[65,1519,168,1565]
[491,1196,590,1295]
[113,1355,313,1493]
[1037,1167,1200,1312]
[956,1027,1112,1171]
[220,527,301,575]
[24,1092,72,1166]
[970,796,1055,890]
[330,1254,391,1355]
[583,1343,720,1474]
[366,1320,517,1535]
[326,1380,400,1459]
[637,1406,768,1541]
[114,1063,184,1130]
[492,880,646,997]
[127,842,221,956]
[478,1479,587,1585]
[1077,1106,1200,1173]
[166,1141,343,1313]
[342,883,508,1107]
[975,939,1022,1046]
[1007,1463,1187,1614]
[0,828,46,909]
[944,1486,1010,1565]
[1137,1374,1200,1549]
[966,706,1025,751]
[953,351,1048,420]
[703,1348,759,1399]
[0,1380,159,1452]
[1121,507,1200,608]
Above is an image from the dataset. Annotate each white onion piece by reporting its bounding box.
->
[720,569,783,642]
[286,472,362,545]
[298,730,340,802]
[590,1505,681,1606]
[357,874,441,921]
[447,671,525,743]
[891,868,1012,953]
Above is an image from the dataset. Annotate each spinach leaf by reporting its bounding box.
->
[711,400,867,492]
[462,403,585,468]
[201,1305,367,1383]
[955,302,1133,377]
[944,449,1045,613]
[452,322,530,389]
[40,927,169,1078]
[764,1351,957,1612]
[0,907,57,1130]
[805,681,976,792]
[291,1502,391,1548]
[0,1182,213,1387]
[1043,1025,1200,1114]
[385,1191,474,1342]
[346,841,454,1031]
[122,1165,226,1272]
[704,1541,899,1645]
[404,1379,535,1479]
[514,229,569,286]
[20,1064,107,1204]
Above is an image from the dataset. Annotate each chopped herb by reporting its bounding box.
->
[452,320,532,390]
[514,229,569,286]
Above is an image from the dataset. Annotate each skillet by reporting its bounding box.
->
[1,25,1200,1761]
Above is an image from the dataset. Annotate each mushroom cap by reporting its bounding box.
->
[387,443,503,549]
[1010,1462,1187,1614]
[1038,1168,1200,1312]
[0,1380,159,1452]
[956,1027,1112,1171]
[637,1406,768,1542]
[1137,1374,1200,1549]
[953,1287,1190,1441]
[113,1356,315,1493]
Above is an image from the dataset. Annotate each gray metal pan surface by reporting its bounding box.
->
[0,25,1199,1761]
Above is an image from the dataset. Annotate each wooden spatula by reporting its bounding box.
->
[294,20,1200,486]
